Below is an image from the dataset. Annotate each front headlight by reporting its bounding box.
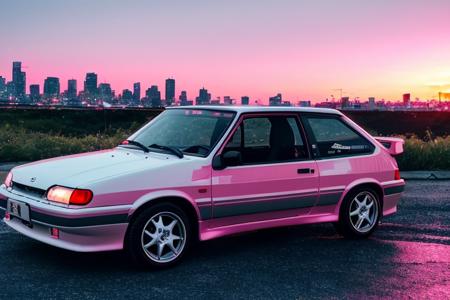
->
[4,171,13,188]
[46,186,93,205]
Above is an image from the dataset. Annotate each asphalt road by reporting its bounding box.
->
[0,177,449,299]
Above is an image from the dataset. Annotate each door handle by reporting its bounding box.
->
[297,168,314,174]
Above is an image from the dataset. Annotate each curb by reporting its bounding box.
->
[1,162,450,180]
[400,171,450,180]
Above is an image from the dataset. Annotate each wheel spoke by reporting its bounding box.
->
[171,234,182,241]
[350,208,360,216]
[157,242,165,259]
[167,219,178,231]
[366,200,374,209]
[144,238,157,249]
[355,216,364,229]
[144,230,156,238]
[362,195,369,206]
[167,241,178,255]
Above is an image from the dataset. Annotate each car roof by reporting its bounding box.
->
[167,105,342,115]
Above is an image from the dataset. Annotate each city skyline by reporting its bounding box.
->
[1,0,449,103]
[1,60,450,106]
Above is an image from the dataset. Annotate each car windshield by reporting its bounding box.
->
[126,109,236,157]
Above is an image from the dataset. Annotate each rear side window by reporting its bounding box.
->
[303,116,374,158]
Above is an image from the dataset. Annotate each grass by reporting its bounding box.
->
[396,135,450,171]
[0,124,449,170]
[0,124,129,162]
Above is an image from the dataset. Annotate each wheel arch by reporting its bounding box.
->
[338,180,384,214]
[126,193,201,243]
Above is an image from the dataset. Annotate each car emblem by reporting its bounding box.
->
[30,177,36,183]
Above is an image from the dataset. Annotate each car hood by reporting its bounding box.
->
[11,148,178,190]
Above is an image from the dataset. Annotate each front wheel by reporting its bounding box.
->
[336,188,381,239]
[125,203,192,269]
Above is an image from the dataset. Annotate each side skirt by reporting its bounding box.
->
[199,208,339,241]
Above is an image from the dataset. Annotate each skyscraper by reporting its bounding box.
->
[30,84,40,102]
[165,78,175,106]
[67,79,77,99]
[133,82,141,103]
[241,96,250,105]
[179,90,188,105]
[146,85,162,107]
[98,83,112,101]
[43,77,60,98]
[0,76,6,94]
[122,89,133,103]
[84,73,98,96]
[196,87,211,105]
[403,93,411,107]
[12,61,26,97]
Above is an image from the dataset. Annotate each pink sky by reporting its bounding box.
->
[1,0,449,103]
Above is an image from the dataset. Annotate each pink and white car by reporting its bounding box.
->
[0,106,405,268]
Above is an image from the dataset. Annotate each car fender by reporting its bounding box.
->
[128,189,201,219]
[336,177,383,214]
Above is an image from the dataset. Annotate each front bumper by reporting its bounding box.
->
[0,185,131,252]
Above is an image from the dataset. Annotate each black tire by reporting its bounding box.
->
[125,202,192,269]
[337,187,381,239]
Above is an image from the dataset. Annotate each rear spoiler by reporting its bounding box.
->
[374,137,404,156]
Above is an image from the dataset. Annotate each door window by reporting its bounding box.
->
[223,115,308,164]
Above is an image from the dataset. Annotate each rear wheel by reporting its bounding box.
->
[336,187,381,239]
[126,202,192,269]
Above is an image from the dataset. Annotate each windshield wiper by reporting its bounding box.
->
[149,144,184,158]
[121,140,150,153]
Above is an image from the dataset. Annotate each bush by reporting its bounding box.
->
[396,136,450,171]
[0,124,129,162]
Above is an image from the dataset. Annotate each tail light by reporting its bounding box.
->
[394,169,401,180]
[47,186,93,205]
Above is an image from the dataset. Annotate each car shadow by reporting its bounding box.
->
[4,223,403,298]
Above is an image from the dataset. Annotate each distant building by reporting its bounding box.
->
[196,87,211,105]
[67,79,77,100]
[224,96,233,105]
[165,78,175,106]
[368,97,376,110]
[12,61,26,97]
[29,84,40,102]
[146,85,162,107]
[122,89,133,103]
[439,92,450,101]
[298,100,311,107]
[179,90,188,105]
[269,93,282,106]
[84,73,98,96]
[403,93,411,107]
[6,81,15,97]
[0,76,6,94]
[133,82,141,103]
[241,96,250,105]
[98,83,112,101]
[341,96,350,108]
[43,77,60,98]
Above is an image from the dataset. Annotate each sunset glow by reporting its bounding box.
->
[1,0,449,103]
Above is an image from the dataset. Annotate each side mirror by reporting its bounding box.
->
[212,151,242,170]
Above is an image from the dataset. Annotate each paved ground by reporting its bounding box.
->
[0,177,449,299]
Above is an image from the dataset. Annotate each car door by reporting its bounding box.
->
[211,113,319,225]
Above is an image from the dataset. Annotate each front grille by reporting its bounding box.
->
[12,181,46,198]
